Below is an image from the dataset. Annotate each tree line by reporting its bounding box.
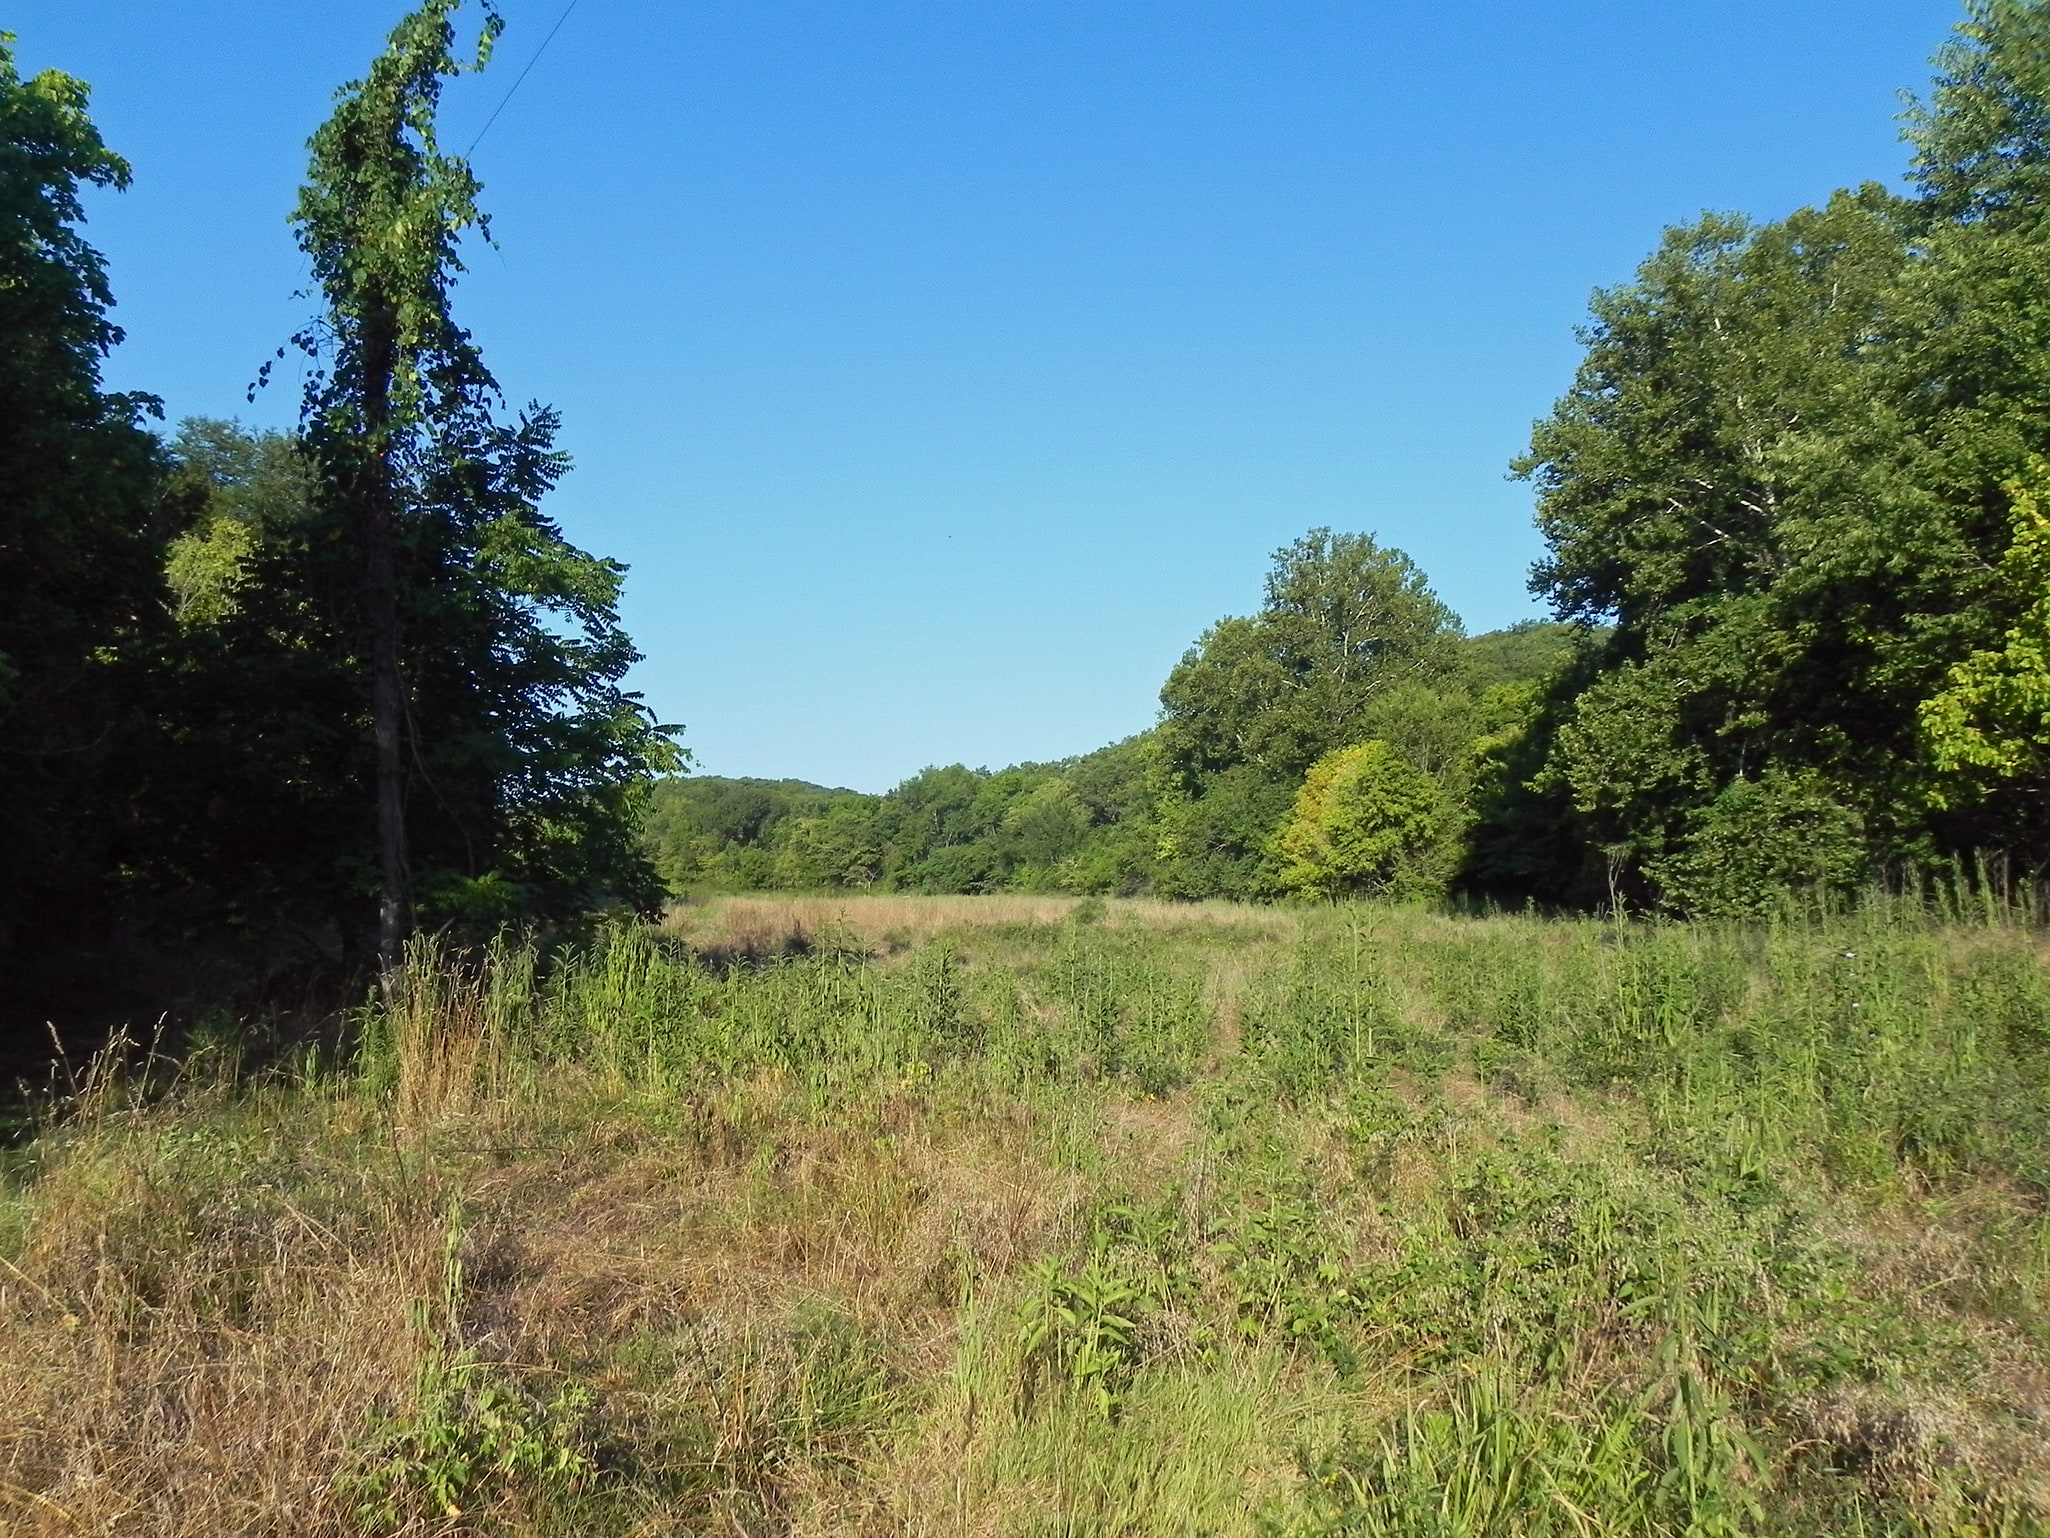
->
[646,585,1578,903]
[2,2,675,1029]
[651,0,2050,917]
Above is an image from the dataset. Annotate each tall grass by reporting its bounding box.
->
[4,896,2050,1533]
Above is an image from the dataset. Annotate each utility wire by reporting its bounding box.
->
[465,0,586,157]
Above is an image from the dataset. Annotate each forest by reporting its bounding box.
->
[12,3,2050,1535]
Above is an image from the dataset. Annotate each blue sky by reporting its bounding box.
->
[15,0,1961,791]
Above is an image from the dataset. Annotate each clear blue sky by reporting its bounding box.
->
[14,0,1962,791]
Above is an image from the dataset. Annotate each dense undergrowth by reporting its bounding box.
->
[5,895,2050,1534]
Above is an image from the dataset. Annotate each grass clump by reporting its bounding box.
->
[4,895,2050,1533]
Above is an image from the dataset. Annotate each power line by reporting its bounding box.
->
[465,0,586,158]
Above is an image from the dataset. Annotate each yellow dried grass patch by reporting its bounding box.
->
[665,893,1296,958]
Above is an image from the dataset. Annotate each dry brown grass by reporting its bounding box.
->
[1808,1189,2050,1514]
[0,1100,449,1535]
[0,1069,1109,1537]
[664,892,1296,960]
[0,1032,1378,1538]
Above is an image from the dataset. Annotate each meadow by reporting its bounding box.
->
[5,893,2050,1535]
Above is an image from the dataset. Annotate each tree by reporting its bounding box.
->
[1271,740,1445,901]
[126,421,361,946]
[1511,151,2029,901]
[289,1,677,964]
[1462,621,1584,691]
[1154,529,1461,896]
[1921,459,2050,806]
[774,800,883,889]
[0,34,177,956]
[1643,768,1868,920]
[1502,0,2050,910]
[162,419,315,628]
[1907,0,2050,226]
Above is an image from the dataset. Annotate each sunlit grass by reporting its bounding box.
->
[5,895,2050,1533]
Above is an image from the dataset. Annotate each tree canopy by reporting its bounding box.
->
[1503,0,2050,911]
[0,35,176,959]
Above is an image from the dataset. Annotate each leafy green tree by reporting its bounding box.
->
[1050,736,1160,894]
[0,35,178,957]
[1271,741,1446,901]
[1151,761,1293,900]
[647,778,818,879]
[1921,459,2050,803]
[996,778,1090,886]
[1907,0,2050,225]
[1461,621,1585,692]
[1506,1,2050,909]
[162,420,315,628]
[1155,529,1461,897]
[1643,767,1869,919]
[873,765,990,885]
[774,800,883,889]
[1159,529,1461,790]
[286,2,677,958]
[1510,162,1975,893]
[1458,669,1602,908]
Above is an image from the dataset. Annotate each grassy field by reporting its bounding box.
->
[5,894,2050,1534]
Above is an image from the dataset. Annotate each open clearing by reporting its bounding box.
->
[5,896,2050,1535]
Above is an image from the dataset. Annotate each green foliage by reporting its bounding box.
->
[162,513,253,629]
[644,776,862,890]
[350,1340,598,1528]
[1644,767,1869,919]
[640,614,1570,908]
[1287,1364,1760,1538]
[1154,760,1299,901]
[1458,620,1585,692]
[1017,1251,1154,1420]
[3,10,682,983]
[1514,193,1924,898]
[1155,531,1462,898]
[1271,742,1447,901]
[159,421,309,628]
[1496,0,2050,910]
[1922,459,2050,802]
[0,33,179,956]
[642,736,1160,898]
[1908,0,2050,224]
[284,2,678,940]
[1159,530,1463,791]
[123,421,362,941]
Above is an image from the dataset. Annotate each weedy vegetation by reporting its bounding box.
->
[4,893,2050,1534]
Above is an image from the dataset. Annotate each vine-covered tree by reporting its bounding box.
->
[286,1,678,966]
